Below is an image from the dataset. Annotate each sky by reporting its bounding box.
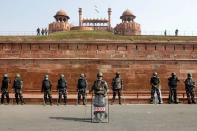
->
[0,0,197,35]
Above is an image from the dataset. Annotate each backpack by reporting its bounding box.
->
[113,77,122,89]
[78,78,86,89]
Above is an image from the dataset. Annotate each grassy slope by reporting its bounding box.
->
[0,30,197,42]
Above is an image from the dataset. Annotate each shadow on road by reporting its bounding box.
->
[49,117,92,123]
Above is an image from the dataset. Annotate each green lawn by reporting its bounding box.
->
[0,30,197,42]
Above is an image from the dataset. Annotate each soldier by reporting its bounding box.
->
[184,73,196,104]
[1,74,10,104]
[150,72,161,104]
[164,30,167,36]
[175,29,179,36]
[37,27,40,36]
[77,74,87,105]
[168,72,180,104]
[13,74,24,105]
[111,72,123,105]
[90,72,108,99]
[90,72,108,122]
[44,28,48,36]
[41,28,45,36]
[57,74,67,105]
[41,75,52,105]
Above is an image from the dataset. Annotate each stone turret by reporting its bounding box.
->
[48,10,71,34]
[114,9,141,35]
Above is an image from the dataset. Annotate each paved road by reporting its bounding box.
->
[0,104,197,131]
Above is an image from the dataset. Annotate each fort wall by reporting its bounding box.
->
[0,40,196,92]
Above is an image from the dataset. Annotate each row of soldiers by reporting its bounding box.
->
[150,72,196,104]
[0,72,119,105]
[41,72,119,105]
[1,72,196,105]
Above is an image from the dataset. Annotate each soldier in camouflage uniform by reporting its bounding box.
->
[1,74,10,104]
[150,72,161,104]
[13,74,24,105]
[91,72,108,97]
[111,72,123,105]
[184,73,196,104]
[57,74,67,105]
[168,72,180,104]
[90,72,108,122]
[41,75,52,105]
[77,74,88,105]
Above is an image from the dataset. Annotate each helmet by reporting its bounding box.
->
[60,74,64,78]
[3,74,8,78]
[97,72,103,77]
[16,73,20,78]
[80,73,85,78]
[187,73,192,78]
[153,72,158,76]
[116,72,120,75]
[171,72,176,76]
[45,74,49,78]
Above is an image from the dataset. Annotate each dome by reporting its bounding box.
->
[122,9,134,16]
[120,9,136,20]
[54,9,70,21]
[55,10,69,17]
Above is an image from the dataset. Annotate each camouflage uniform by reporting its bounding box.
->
[41,75,52,105]
[91,72,108,106]
[168,73,179,104]
[13,74,24,105]
[57,74,67,105]
[150,72,161,104]
[184,73,196,104]
[1,74,10,104]
[91,72,108,122]
[111,72,123,104]
[91,73,108,97]
[77,74,88,105]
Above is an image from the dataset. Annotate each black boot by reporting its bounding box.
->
[119,97,122,105]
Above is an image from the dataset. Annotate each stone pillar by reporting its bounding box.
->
[108,8,112,30]
[79,8,82,26]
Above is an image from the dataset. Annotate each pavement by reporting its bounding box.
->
[0,104,197,131]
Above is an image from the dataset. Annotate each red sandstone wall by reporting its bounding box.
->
[0,41,196,93]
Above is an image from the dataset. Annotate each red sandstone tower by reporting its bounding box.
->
[114,9,141,35]
[48,10,71,34]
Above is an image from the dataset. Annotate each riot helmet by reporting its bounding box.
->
[153,72,158,77]
[187,73,192,78]
[171,72,176,77]
[3,74,8,78]
[45,74,49,80]
[80,73,85,78]
[16,73,20,78]
[97,72,103,78]
[116,72,120,77]
[60,74,64,78]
